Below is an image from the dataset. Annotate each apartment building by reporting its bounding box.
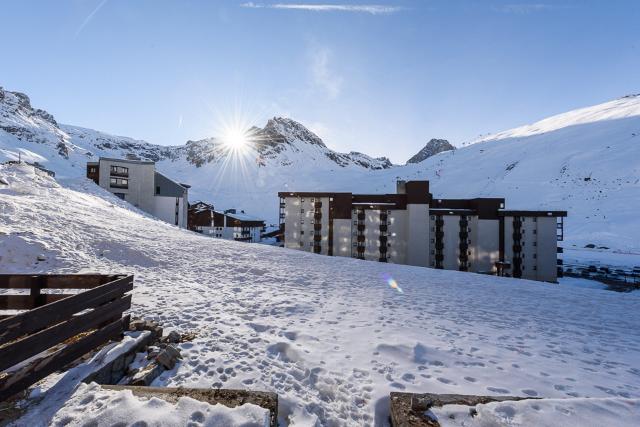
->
[188,202,265,243]
[87,158,189,228]
[278,181,566,282]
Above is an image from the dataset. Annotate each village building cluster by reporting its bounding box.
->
[87,158,266,243]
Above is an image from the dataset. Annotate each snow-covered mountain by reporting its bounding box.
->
[406,138,455,164]
[1,85,639,251]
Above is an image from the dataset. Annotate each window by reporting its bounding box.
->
[110,165,129,176]
[299,242,304,247]
[110,177,128,189]
[354,221,358,225]
[533,254,537,259]
[89,166,97,173]
[301,230,304,235]
[310,198,314,202]
[301,220,304,225]
[114,193,125,200]
[301,198,305,202]
[430,239,435,243]
[430,215,435,220]
[300,209,304,214]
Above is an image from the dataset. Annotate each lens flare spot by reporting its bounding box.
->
[382,273,404,294]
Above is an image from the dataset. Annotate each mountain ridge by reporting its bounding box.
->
[2,85,640,251]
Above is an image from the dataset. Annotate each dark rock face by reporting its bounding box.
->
[406,139,455,164]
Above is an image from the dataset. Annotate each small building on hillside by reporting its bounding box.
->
[188,202,265,243]
[87,158,189,228]
[278,180,567,282]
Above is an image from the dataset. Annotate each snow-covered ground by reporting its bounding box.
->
[2,164,639,426]
[432,397,640,427]
[50,383,270,427]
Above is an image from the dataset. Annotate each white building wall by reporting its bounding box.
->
[333,218,352,258]
[98,159,156,212]
[475,219,500,273]
[406,204,429,267]
[536,217,558,282]
[152,195,187,228]
[387,210,407,264]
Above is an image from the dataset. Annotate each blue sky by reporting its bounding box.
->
[2,0,638,163]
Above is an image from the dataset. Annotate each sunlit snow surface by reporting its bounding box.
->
[1,164,639,426]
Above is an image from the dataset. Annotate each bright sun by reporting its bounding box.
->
[222,127,250,152]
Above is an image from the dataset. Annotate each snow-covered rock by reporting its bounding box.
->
[406,138,455,164]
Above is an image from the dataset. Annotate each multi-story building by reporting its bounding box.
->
[87,158,189,228]
[278,181,566,282]
[188,202,265,243]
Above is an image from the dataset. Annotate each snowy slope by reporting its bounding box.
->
[1,85,640,252]
[1,164,639,426]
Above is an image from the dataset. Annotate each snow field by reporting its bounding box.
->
[1,164,640,426]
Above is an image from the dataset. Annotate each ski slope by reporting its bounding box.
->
[1,164,639,426]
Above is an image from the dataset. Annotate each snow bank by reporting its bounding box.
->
[432,397,640,427]
[49,383,270,427]
[2,164,640,426]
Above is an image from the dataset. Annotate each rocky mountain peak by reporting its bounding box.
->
[406,138,455,164]
[260,116,326,148]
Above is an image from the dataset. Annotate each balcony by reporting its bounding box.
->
[357,224,365,232]
[314,202,322,209]
[357,235,366,243]
[380,214,388,222]
[357,213,365,221]
[314,213,322,221]
[379,224,388,232]
[435,242,444,251]
[314,234,322,242]
[280,203,286,208]
[379,246,388,254]
[436,231,444,239]
[379,236,388,246]
[513,232,522,240]
[314,223,322,231]
[513,244,522,252]
[513,219,522,228]
[459,231,468,240]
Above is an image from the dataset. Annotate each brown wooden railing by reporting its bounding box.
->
[0,274,133,401]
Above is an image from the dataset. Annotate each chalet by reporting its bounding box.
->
[188,202,265,243]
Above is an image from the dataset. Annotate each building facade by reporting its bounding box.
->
[188,202,265,243]
[87,158,189,228]
[278,181,566,282]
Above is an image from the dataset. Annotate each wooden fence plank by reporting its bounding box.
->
[0,295,131,371]
[0,274,122,289]
[0,294,71,310]
[0,276,133,345]
[0,315,129,402]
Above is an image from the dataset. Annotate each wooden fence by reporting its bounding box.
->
[0,274,133,401]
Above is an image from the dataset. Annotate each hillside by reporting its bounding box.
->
[2,163,639,426]
[1,85,640,252]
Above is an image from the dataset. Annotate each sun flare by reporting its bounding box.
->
[222,127,250,152]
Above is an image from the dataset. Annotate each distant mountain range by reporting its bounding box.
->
[1,85,639,251]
